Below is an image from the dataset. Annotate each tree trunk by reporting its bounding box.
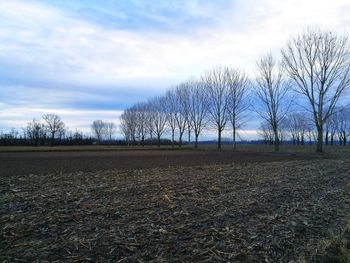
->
[195,133,199,148]
[218,130,222,150]
[149,132,153,146]
[157,135,161,147]
[273,128,279,152]
[51,133,55,146]
[316,126,323,152]
[232,125,236,150]
[171,130,175,147]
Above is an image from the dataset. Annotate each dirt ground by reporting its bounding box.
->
[1,149,349,262]
[0,149,326,176]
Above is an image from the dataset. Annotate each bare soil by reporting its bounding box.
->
[0,149,326,176]
[1,149,349,262]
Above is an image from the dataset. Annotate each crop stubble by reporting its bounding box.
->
[1,150,350,262]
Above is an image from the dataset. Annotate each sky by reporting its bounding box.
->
[0,0,349,139]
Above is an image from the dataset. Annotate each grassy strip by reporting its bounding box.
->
[1,144,349,153]
[0,145,195,153]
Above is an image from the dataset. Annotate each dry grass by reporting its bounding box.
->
[0,145,191,153]
[304,220,350,263]
[1,144,348,156]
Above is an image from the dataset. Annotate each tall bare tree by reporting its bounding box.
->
[91,120,106,143]
[25,119,47,146]
[258,121,274,145]
[145,103,156,144]
[120,109,137,145]
[149,96,168,147]
[254,54,289,151]
[164,89,177,146]
[284,113,309,145]
[324,113,338,145]
[120,115,132,145]
[104,122,116,141]
[225,68,249,150]
[134,103,148,146]
[42,114,65,146]
[335,107,350,145]
[187,80,208,148]
[174,84,189,147]
[202,67,230,149]
[281,29,350,152]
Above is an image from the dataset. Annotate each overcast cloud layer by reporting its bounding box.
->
[0,0,349,137]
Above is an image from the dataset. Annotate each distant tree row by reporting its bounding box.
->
[1,114,132,146]
[259,107,350,146]
[0,114,95,146]
[120,28,350,152]
[90,120,116,144]
[120,69,249,149]
[24,114,65,146]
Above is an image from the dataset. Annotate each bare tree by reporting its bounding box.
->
[174,84,189,147]
[284,114,298,144]
[134,103,148,146]
[184,92,191,145]
[42,114,65,146]
[324,113,338,145]
[120,109,137,145]
[145,103,156,144]
[281,29,350,152]
[164,89,177,146]
[91,120,106,143]
[225,68,249,150]
[284,113,310,145]
[306,124,316,145]
[104,122,116,141]
[201,67,230,149]
[1,128,19,144]
[278,124,287,145]
[335,107,350,145]
[120,115,131,145]
[254,54,289,151]
[187,80,208,148]
[25,119,46,146]
[258,121,274,145]
[9,128,19,139]
[148,96,168,147]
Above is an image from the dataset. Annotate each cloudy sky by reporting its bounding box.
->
[0,0,349,138]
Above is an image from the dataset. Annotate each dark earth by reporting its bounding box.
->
[0,149,325,176]
[1,149,349,262]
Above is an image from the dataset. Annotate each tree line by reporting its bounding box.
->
[1,29,349,152]
[0,114,120,146]
[259,107,350,146]
[120,29,350,152]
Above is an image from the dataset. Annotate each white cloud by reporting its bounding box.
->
[1,0,349,83]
